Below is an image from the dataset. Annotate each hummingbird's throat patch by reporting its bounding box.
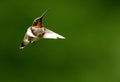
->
[34,23,42,28]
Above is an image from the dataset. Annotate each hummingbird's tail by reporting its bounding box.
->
[19,42,26,49]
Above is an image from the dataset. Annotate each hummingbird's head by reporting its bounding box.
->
[32,9,48,28]
[33,18,42,28]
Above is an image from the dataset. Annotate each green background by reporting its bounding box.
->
[0,0,120,82]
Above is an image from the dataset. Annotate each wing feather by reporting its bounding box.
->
[43,28,65,39]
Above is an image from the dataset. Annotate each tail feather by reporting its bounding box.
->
[19,42,26,49]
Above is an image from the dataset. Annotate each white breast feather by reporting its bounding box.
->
[26,27,36,37]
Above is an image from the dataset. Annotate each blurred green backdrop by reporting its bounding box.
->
[0,0,120,82]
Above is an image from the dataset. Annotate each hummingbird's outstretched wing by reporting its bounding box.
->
[43,28,65,39]
[32,9,48,28]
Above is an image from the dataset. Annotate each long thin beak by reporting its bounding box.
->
[32,8,49,27]
[40,8,49,18]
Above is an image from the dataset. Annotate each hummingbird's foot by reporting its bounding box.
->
[30,41,35,43]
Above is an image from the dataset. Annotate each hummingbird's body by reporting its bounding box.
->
[20,9,65,49]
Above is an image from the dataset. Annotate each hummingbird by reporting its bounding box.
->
[20,9,65,49]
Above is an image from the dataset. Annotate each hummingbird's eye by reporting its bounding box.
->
[33,20,38,26]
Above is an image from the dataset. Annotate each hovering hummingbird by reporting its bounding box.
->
[20,9,65,49]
